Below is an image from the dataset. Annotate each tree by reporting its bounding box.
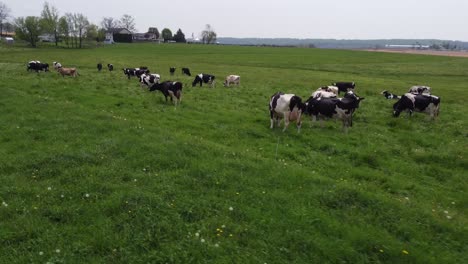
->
[173,28,186,43]
[58,16,69,47]
[201,24,217,44]
[40,2,60,46]
[119,14,135,32]
[86,23,98,41]
[0,1,11,36]
[15,16,42,47]
[101,17,117,30]
[148,27,159,38]
[161,28,172,42]
[74,13,89,48]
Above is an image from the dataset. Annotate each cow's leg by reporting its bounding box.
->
[296,112,302,133]
[282,112,290,132]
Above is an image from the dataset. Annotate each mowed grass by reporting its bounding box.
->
[0,43,467,263]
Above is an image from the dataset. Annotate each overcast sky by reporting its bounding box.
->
[3,0,468,41]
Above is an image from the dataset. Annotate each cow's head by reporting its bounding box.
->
[192,75,202,87]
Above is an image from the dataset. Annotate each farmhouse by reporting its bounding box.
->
[105,28,133,43]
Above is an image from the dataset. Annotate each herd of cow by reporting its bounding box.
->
[27,60,440,133]
[270,83,441,133]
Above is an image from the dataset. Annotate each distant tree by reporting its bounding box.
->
[0,1,11,36]
[148,27,159,38]
[161,28,172,42]
[58,16,69,47]
[86,23,98,41]
[14,16,42,47]
[101,17,118,30]
[40,2,60,46]
[65,13,77,48]
[173,28,186,43]
[201,24,217,44]
[97,28,106,42]
[74,13,89,48]
[119,14,136,32]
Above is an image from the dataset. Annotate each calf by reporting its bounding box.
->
[107,64,114,71]
[57,67,78,77]
[304,91,365,132]
[332,82,355,94]
[408,85,431,95]
[269,92,306,132]
[139,73,161,88]
[381,90,401,99]
[169,67,176,76]
[149,81,183,105]
[393,93,440,120]
[192,73,216,88]
[182,67,191,76]
[312,86,339,99]
[27,61,49,72]
[223,75,241,87]
[97,63,103,71]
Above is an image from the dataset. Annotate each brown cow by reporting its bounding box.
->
[57,67,78,77]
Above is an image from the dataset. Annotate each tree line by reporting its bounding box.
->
[0,1,218,48]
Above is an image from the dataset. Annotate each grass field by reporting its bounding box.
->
[0,43,467,263]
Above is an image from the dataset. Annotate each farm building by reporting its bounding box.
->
[105,28,133,43]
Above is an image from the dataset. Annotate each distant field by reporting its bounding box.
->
[0,43,467,263]
[365,49,468,58]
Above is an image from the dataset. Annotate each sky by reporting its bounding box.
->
[3,0,468,41]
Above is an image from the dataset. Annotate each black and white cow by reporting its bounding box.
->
[182,67,191,76]
[223,75,241,87]
[304,90,365,132]
[139,73,161,88]
[393,93,440,120]
[27,61,49,72]
[381,90,401,99]
[97,63,103,71]
[123,67,150,79]
[169,67,176,76]
[149,81,183,105]
[269,92,306,132]
[408,85,431,95]
[332,82,355,94]
[192,73,216,87]
[107,64,114,71]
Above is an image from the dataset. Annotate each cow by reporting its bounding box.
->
[304,90,365,133]
[170,67,176,76]
[192,73,216,88]
[408,85,431,95]
[312,86,339,99]
[149,81,183,105]
[97,63,103,71]
[381,90,401,99]
[107,64,114,71]
[53,61,62,70]
[223,75,240,87]
[269,92,306,132]
[27,61,49,72]
[182,67,191,76]
[139,73,161,88]
[123,67,149,79]
[332,82,355,94]
[57,67,78,77]
[393,93,440,120]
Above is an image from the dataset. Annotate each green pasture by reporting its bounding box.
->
[0,43,466,263]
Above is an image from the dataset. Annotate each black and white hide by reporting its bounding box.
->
[393,93,440,120]
[332,82,355,94]
[149,81,183,105]
[182,67,191,76]
[27,61,49,72]
[408,85,431,95]
[139,73,161,88]
[97,63,103,71]
[107,64,114,71]
[192,73,216,88]
[304,91,365,132]
[123,67,150,79]
[269,92,306,132]
[169,67,176,76]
